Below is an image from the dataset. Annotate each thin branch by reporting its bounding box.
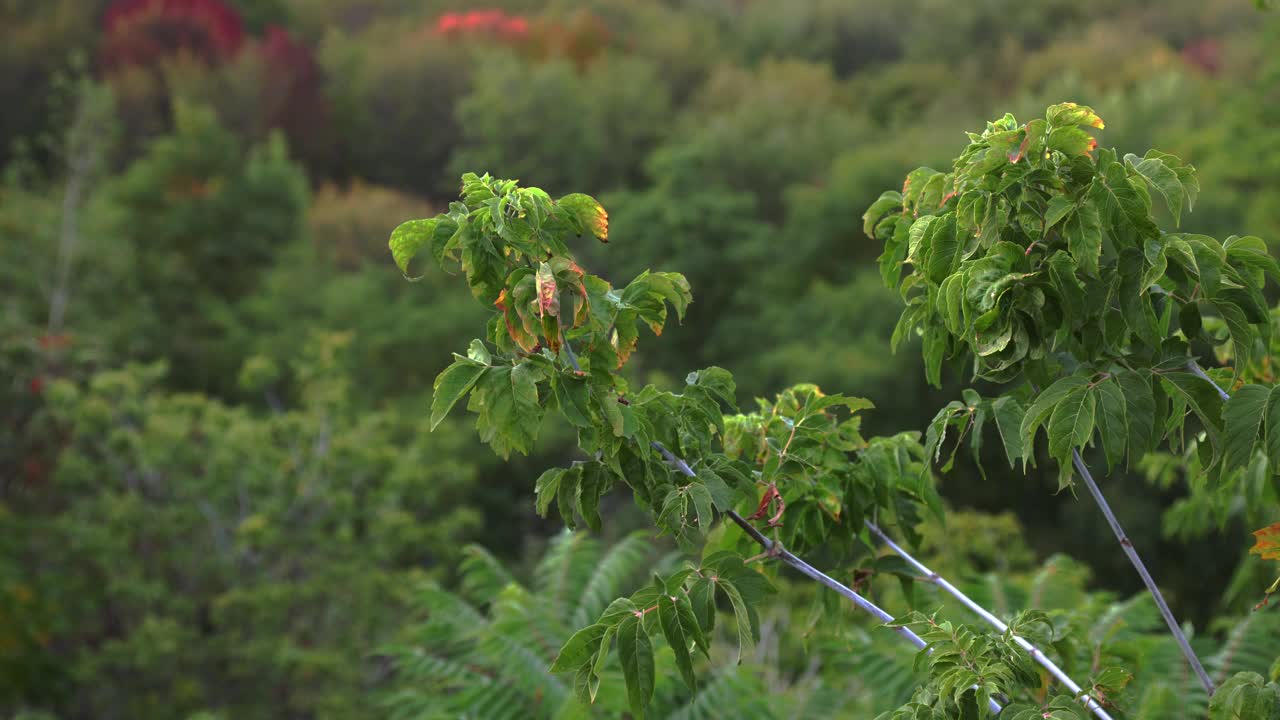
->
[1028,376,1217,697]
[1071,449,1215,695]
[650,440,1004,716]
[1186,359,1231,403]
[865,520,1115,720]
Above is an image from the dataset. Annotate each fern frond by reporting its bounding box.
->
[459,543,517,607]
[408,582,487,650]
[1209,612,1280,683]
[1131,680,1181,720]
[478,585,571,706]
[662,666,778,720]
[571,530,655,628]
[383,647,493,690]
[465,683,541,720]
[535,529,600,624]
[1090,594,1163,650]
[1026,554,1092,610]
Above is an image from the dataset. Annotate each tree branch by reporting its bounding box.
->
[651,440,1004,716]
[1071,449,1215,695]
[865,520,1115,719]
[1186,359,1231,403]
[1028,374,1216,696]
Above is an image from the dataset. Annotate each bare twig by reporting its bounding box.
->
[865,520,1115,719]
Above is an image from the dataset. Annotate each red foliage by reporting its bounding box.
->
[100,0,245,70]
[434,9,530,41]
[1180,38,1222,75]
[431,8,611,69]
[28,377,44,396]
[254,25,330,164]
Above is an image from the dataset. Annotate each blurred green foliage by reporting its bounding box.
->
[1,0,1279,716]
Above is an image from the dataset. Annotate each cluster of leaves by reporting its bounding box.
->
[550,551,773,717]
[1209,672,1280,719]
[862,101,1280,713]
[392,174,939,549]
[868,103,1280,491]
[392,174,957,714]
[722,384,942,552]
[881,611,1127,720]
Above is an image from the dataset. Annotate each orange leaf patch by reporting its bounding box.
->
[1250,522,1280,561]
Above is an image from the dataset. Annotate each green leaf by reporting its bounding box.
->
[1064,202,1103,276]
[430,359,487,430]
[617,615,654,718]
[1211,299,1257,382]
[1094,377,1128,472]
[1207,672,1280,720]
[554,374,593,429]
[922,324,947,388]
[1116,370,1156,466]
[864,190,904,237]
[1047,385,1096,462]
[658,594,696,690]
[925,214,963,284]
[389,218,436,280]
[1267,387,1280,467]
[1048,251,1086,321]
[577,462,610,532]
[557,193,609,242]
[1043,196,1075,233]
[1160,371,1225,461]
[1180,301,1203,340]
[991,395,1026,469]
[687,482,715,536]
[687,576,716,634]
[573,664,599,706]
[1090,161,1158,239]
[551,622,608,672]
[1125,153,1189,226]
[672,585,709,657]
[470,363,545,458]
[717,577,756,665]
[686,366,738,411]
[1225,235,1280,285]
[1047,126,1094,156]
[1224,384,1271,473]
[591,622,618,698]
[556,465,583,529]
[1142,237,1167,292]
[1046,102,1105,130]
[1021,376,1090,459]
[534,467,565,518]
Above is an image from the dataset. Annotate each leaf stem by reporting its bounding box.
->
[1070,448,1215,695]
[650,440,1004,716]
[865,520,1115,720]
